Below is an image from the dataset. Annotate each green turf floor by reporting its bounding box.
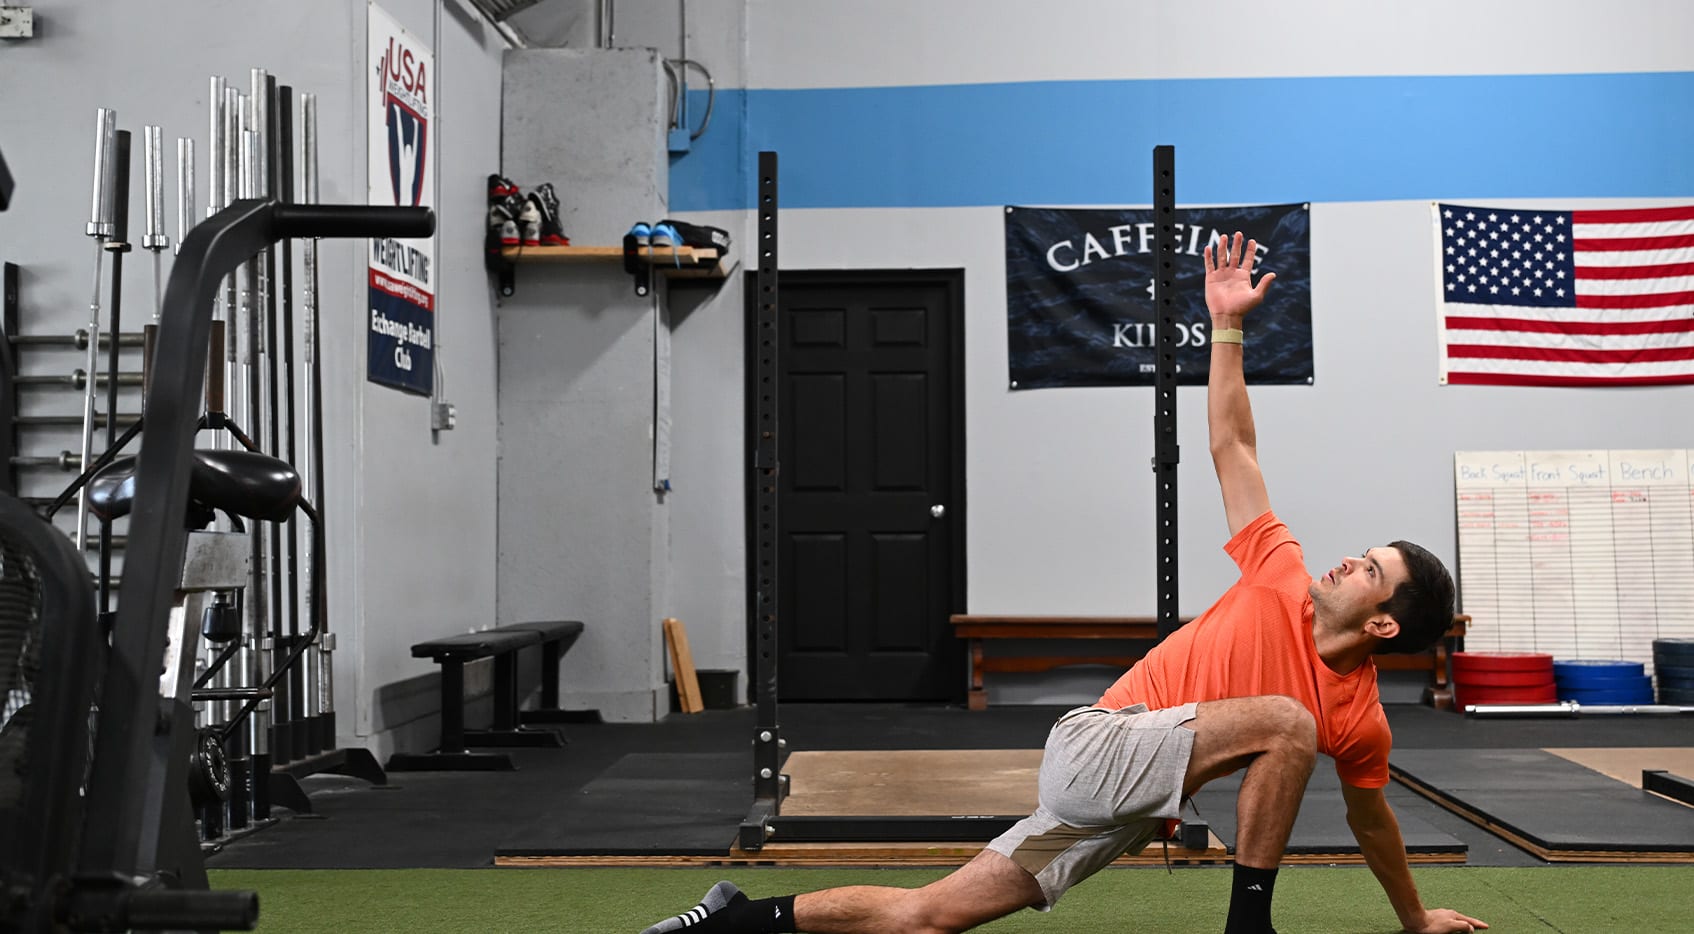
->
[212,864,1694,932]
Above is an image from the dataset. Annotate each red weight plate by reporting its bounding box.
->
[1461,682,1557,698]
[1452,651,1555,673]
[1456,684,1559,706]
[1452,669,1560,687]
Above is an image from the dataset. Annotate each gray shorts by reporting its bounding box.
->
[984,702,1198,908]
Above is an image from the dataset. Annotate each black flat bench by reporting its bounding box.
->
[386,621,593,773]
[490,620,600,728]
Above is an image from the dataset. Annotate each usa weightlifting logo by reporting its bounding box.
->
[376,35,429,208]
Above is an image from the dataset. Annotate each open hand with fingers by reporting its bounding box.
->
[1202,230,1276,324]
[1405,907,1489,933]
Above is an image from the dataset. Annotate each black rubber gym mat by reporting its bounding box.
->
[496,752,747,856]
[1190,766,1467,856]
[1390,748,1694,856]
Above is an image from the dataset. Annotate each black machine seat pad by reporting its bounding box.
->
[411,629,541,662]
[89,449,302,523]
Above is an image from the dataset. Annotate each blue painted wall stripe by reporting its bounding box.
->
[669,72,1694,210]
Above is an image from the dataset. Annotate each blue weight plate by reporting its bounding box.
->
[1551,671,1646,694]
[1553,661,1646,687]
[1554,658,1642,672]
[1572,683,1657,696]
[1554,673,1652,688]
[1562,684,1652,695]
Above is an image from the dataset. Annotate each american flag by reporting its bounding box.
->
[1434,203,1694,386]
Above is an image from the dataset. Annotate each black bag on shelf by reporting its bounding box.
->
[657,218,731,253]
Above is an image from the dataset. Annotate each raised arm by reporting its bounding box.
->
[1205,231,1276,537]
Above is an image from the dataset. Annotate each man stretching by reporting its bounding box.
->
[638,232,1488,934]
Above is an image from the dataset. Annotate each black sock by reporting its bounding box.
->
[746,895,798,933]
[640,890,797,934]
[1224,864,1278,934]
[714,895,797,933]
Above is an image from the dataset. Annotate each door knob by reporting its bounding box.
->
[930,504,946,518]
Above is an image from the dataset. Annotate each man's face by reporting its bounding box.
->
[1310,545,1409,627]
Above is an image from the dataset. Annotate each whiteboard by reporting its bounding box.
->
[1454,450,1694,674]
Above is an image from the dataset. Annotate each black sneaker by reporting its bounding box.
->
[527,183,570,246]
[515,195,542,247]
[487,192,522,248]
[487,173,519,204]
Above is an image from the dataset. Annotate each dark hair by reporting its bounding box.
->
[1373,540,1456,654]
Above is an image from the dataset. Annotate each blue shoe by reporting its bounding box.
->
[651,223,682,265]
[627,222,651,248]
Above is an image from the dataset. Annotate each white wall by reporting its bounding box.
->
[497,47,674,722]
[744,0,1693,86]
[654,0,1694,704]
[351,0,504,750]
[0,0,507,753]
[9,1,1688,726]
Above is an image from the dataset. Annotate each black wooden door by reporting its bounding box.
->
[752,271,964,702]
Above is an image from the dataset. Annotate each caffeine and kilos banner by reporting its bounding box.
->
[1004,204,1312,389]
[367,3,435,396]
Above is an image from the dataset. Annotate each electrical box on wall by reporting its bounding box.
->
[667,128,691,154]
[0,6,34,39]
[431,401,456,432]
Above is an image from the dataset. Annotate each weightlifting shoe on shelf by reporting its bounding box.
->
[487,173,520,202]
[526,183,571,246]
[650,222,683,265]
[515,195,542,247]
[487,194,521,248]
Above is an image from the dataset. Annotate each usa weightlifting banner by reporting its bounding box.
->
[367,4,436,396]
[1004,203,1312,389]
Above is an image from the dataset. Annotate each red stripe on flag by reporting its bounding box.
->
[1574,290,1694,309]
[1444,316,1694,336]
[1574,261,1694,280]
[1572,234,1694,251]
[1574,205,1694,224]
[1446,371,1694,387]
[1447,344,1694,364]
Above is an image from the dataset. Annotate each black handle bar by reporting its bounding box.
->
[272,203,434,239]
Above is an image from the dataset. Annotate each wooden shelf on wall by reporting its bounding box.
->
[499,244,727,281]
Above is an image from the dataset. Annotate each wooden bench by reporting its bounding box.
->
[951,614,1470,711]
[950,616,1172,711]
[386,620,592,772]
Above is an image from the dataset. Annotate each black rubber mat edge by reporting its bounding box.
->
[1391,761,1693,855]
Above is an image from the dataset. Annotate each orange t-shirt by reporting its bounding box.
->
[1096,510,1392,788]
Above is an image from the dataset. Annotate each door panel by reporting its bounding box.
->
[760,273,963,702]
